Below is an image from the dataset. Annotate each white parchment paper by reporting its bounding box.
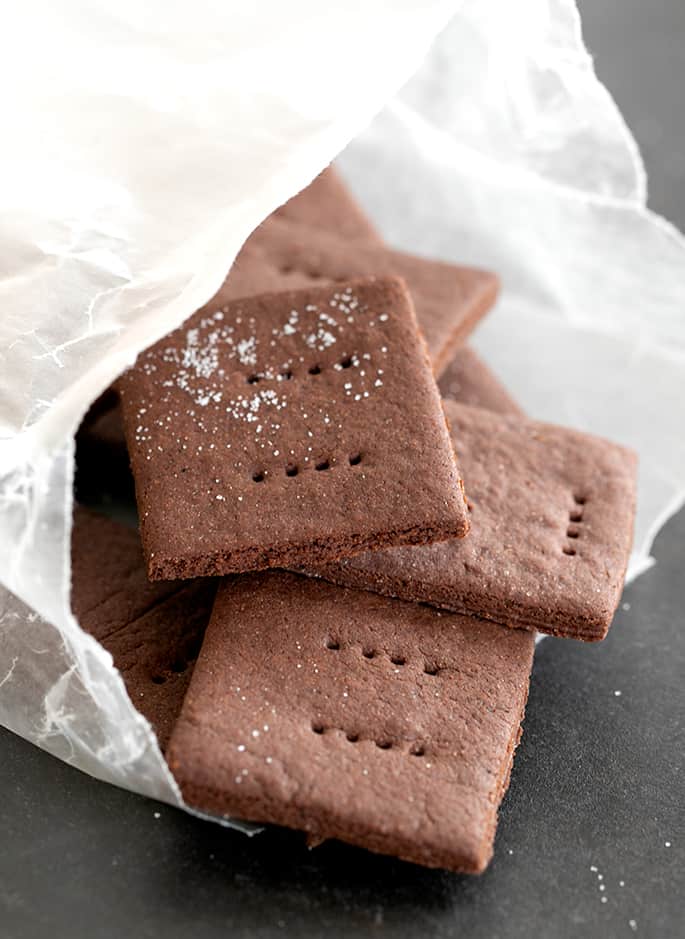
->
[1,0,684,806]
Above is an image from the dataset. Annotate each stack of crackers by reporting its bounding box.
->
[75,168,638,874]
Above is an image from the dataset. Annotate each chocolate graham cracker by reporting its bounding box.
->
[438,347,524,417]
[71,509,215,750]
[273,167,381,243]
[217,216,498,376]
[166,570,535,873]
[304,400,637,642]
[118,277,469,581]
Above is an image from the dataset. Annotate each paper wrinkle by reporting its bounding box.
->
[398,1,647,204]
[1,0,684,809]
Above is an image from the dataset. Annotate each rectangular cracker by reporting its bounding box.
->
[218,215,498,376]
[118,277,469,581]
[303,401,638,641]
[166,570,535,873]
[438,346,524,416]
[273,167,381,243]
[71,508,215,750]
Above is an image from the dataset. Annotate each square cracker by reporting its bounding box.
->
[118,277,469,581]
[219,215,499,376]
[166,570,534,873]
[304,401,638,642]
[71,508,215,750]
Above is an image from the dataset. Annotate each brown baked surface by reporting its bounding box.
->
[214,215,498,376]
[438,346,524,416]
[303,401,638,641]
[273,167,381,243]
[117,277,469,581]
[166,570,534,873]
[71,508,215,750]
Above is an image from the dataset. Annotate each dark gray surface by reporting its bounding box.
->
[581,0,685,225]
[2,3,684,938]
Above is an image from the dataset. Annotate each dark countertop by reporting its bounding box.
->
[1,2,683,937]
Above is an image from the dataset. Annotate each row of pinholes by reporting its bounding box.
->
[310,723,426,757]
[151,635,204,685]
[314,640,434,756]
[246,355,354,385]
[563,494,586,556]
[252,452,362,482]
[324,638,441,676]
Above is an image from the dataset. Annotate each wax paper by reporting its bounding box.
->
[1,0,684,808]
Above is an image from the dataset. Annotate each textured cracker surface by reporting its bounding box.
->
[305,401,638,641]
[167,571,534,873]
[118,278,468,580]
[71,509,215,750]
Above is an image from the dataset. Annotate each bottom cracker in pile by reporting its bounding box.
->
[167,572,534,874]
[72,507,534,874]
